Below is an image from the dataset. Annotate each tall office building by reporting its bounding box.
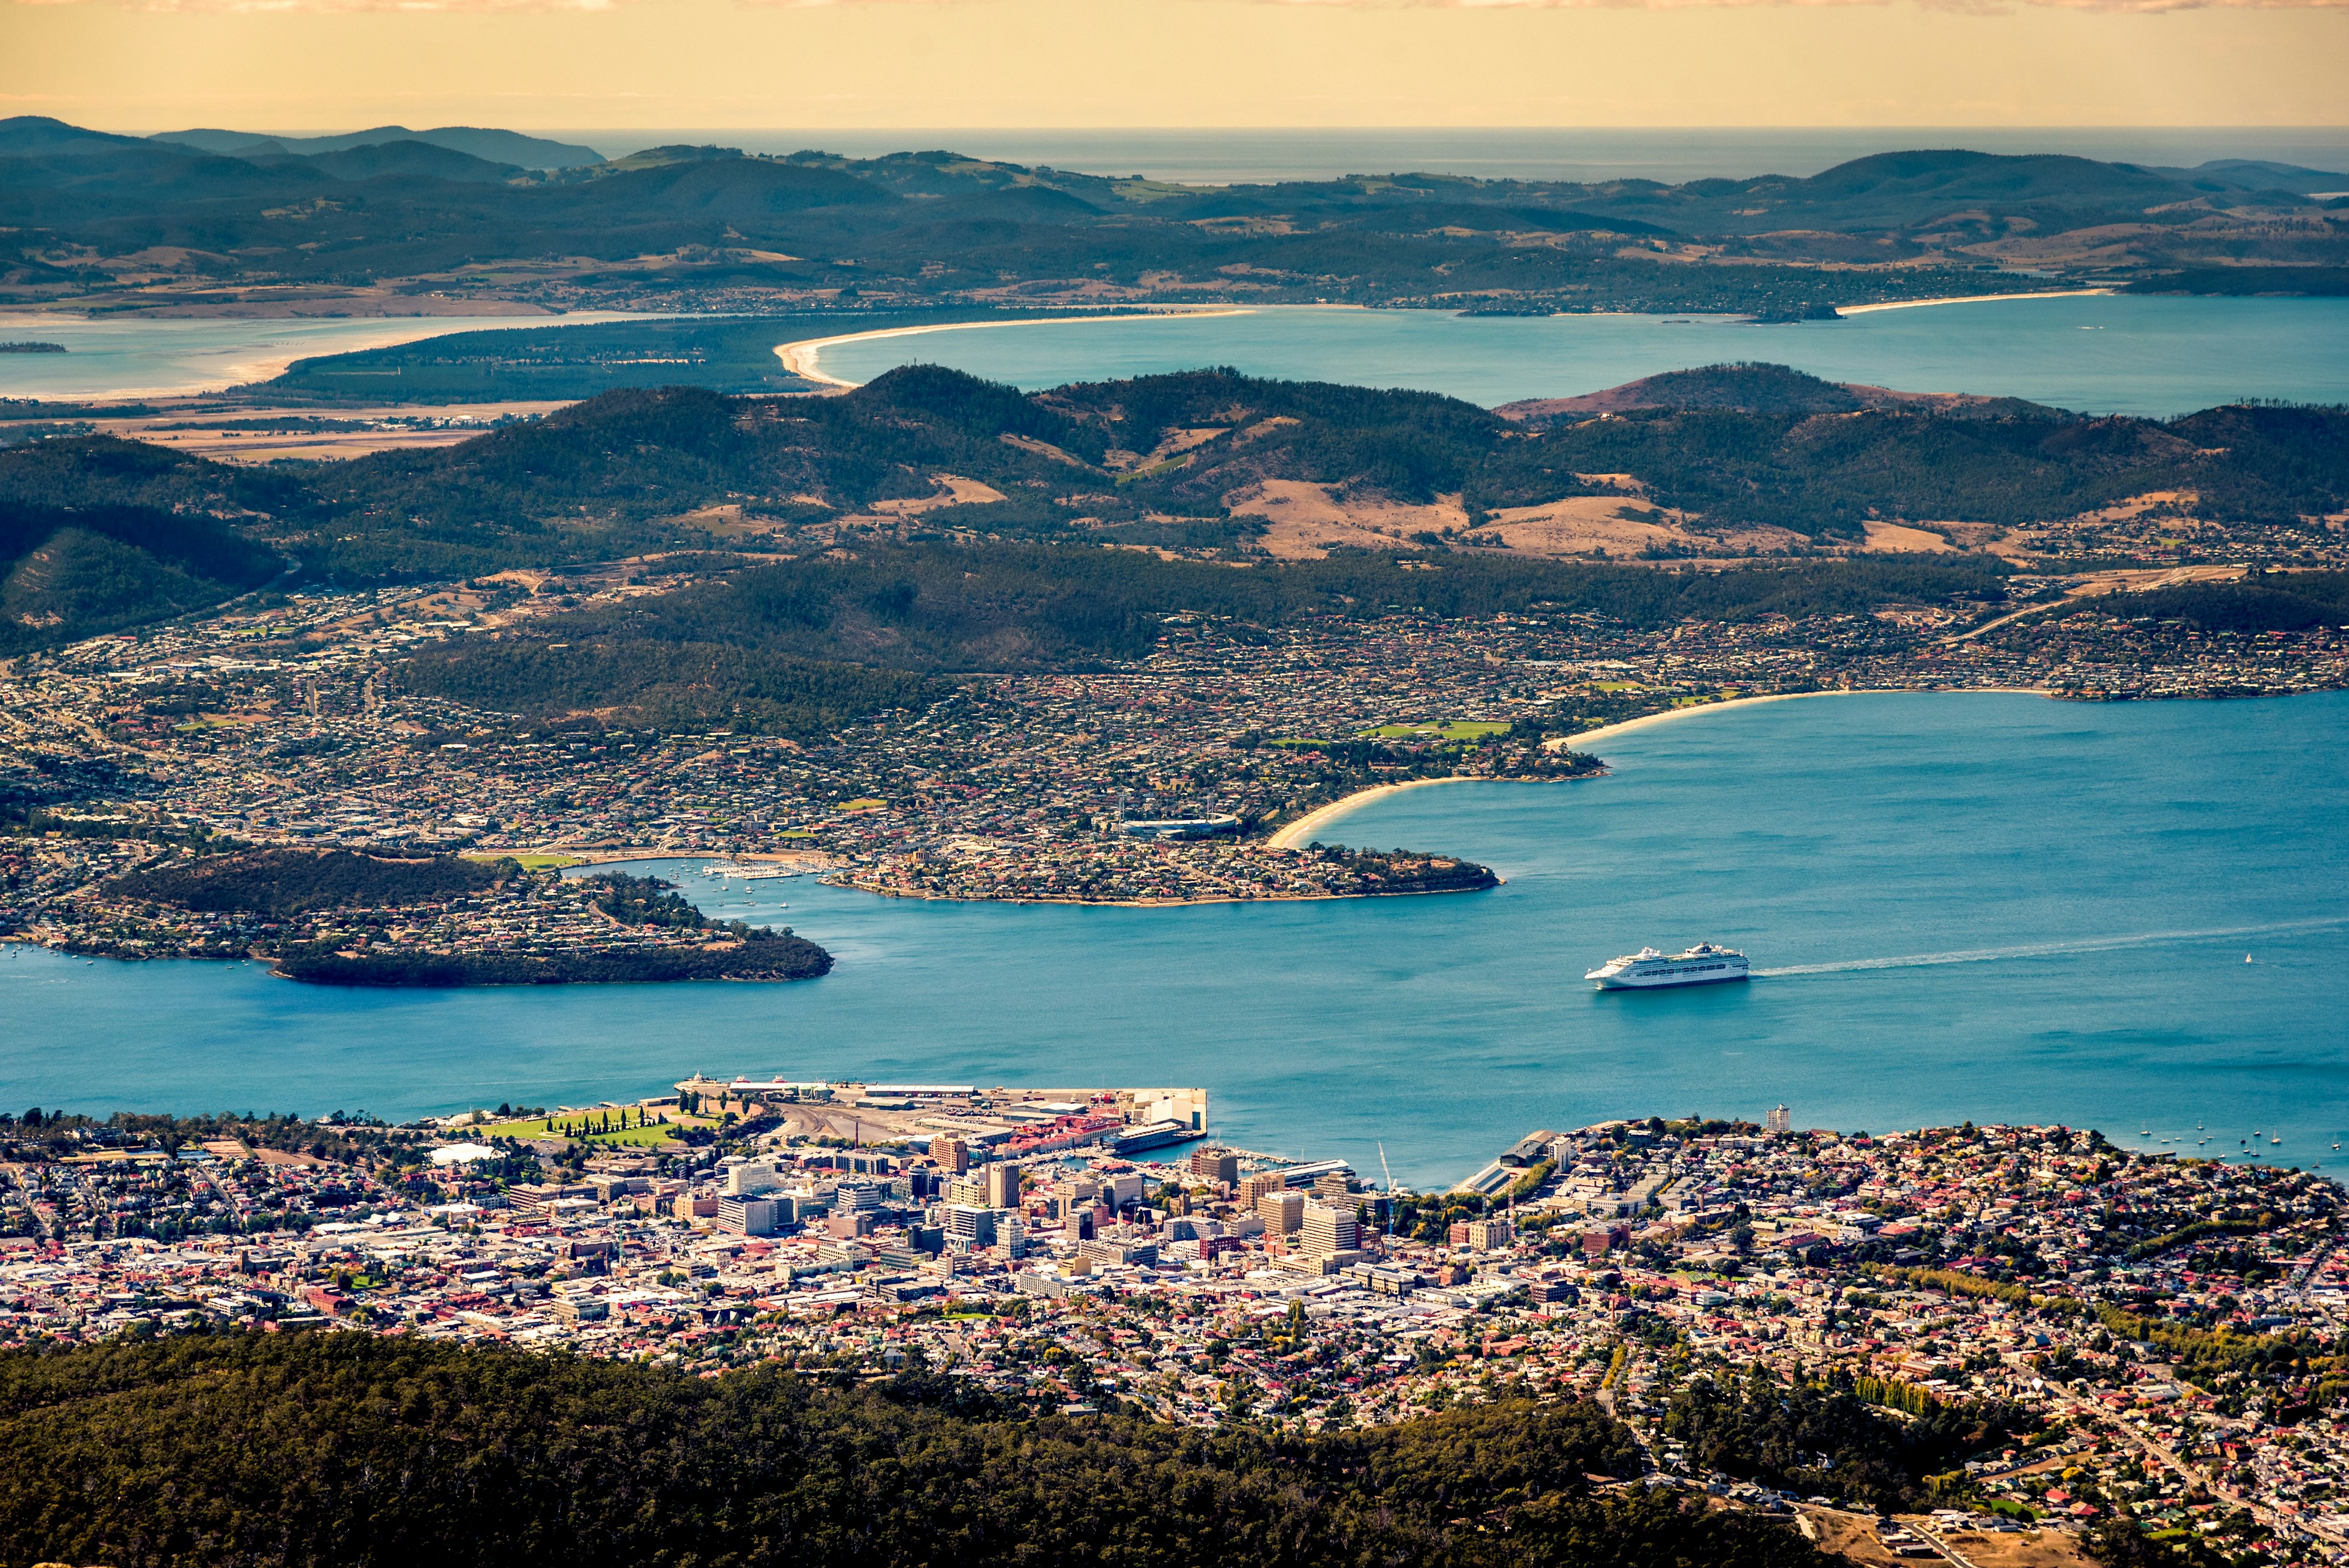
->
[1189,1148,1239,1185]
[933,1135,970,1174]
[1301,1203,1360,1257]
[985,1162,1022,1209]
[1239,1172,1285,1206]
[1258,1190,1304,1235]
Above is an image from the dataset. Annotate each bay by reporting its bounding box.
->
[9,691,2347,1187]
[0,312,653,400]
[811,295,2349,418]
[552,128,2349,187]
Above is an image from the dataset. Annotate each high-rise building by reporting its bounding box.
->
[946,1205,997,1249]
[933,1135,970,1174]
[1239,1172,1285,1206]
[717,1195,787,1236]
[1000,1211,1026,1259]
[985,1162,1022,1209]
[1310,1172,1354,1201]
[1301,1202,1360,1256]
[722,1161,781,1197]
[946,1175,988,1209]
[1765,1104,1792,1135]
[1189,1148,1239,1185]
[1258,1190,1304,1235]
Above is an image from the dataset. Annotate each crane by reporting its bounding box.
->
[1378,1142,1396,1248]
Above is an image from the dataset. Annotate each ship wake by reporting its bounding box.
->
[1754,916,2347,977]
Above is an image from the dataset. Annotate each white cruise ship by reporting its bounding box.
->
[1585,943,1750,990]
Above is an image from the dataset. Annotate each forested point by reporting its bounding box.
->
[274,935,833,987]
[0,1332,1833,1568]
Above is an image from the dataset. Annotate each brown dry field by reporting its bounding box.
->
[89,399,573,463]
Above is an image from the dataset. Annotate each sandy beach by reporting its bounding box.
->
[776,308,1255,387]
[1269,688,2055,848]
[1835,288,2112,317]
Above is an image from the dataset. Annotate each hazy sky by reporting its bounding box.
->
[6,0,2345,134]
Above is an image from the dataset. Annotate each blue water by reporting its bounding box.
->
[551,128,2349,187]
[0,311,652,399]
[10,693,2348,1186]
[813,296,2349,418]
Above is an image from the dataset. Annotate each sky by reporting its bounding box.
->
[4,0,2345,135]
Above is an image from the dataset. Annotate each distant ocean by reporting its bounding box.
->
[544,127,2349,185]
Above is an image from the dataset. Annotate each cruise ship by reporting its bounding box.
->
[1585,943,1750,990]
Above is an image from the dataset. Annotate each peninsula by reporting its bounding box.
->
[28,850,833,986]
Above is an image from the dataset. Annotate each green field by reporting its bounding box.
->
[473,1114,678,1147]
[1357,721,1511,741]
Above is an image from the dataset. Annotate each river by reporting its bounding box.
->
[807,295,2349,418]
[9,691,2346,1187]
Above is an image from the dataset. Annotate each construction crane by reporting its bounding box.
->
[1378,1142,1397,1247]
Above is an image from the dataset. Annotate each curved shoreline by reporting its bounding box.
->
[1835,289,2113,317]
[776,307,1257,387]
[1270,688,2055,847]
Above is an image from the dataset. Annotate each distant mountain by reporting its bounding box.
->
[250,140,524,185]
[5,119,2345,319]
[149,124,603,171]
[2147,159,2349,197]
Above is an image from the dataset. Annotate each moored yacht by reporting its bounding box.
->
[1586,943,1750,990]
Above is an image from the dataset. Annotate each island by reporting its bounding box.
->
[0,341,67,354]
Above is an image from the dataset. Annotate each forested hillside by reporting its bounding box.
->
[0,1333,1833,1568]
[4,366,2343,603]
[104,849,509,916]
[396,546,2024,731]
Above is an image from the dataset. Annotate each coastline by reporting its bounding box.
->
[1272,688,2056,847]
[1835,288,2113,317]
[826,874,1498,908]
[775,307,1257,387]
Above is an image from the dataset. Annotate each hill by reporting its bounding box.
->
[148,122,604,170]
[0,497,283,651]
[6,118,2340,313]
[2,366,2345,641]
[105,849,510,916]
[395,546,2024,734]
[1494,363,2047,420]
[0,1333,1831,1568]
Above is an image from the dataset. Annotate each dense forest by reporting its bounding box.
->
[2118,570,2349,633]
[275,934,833,987]
[6,118,2341,310]
[1663,1364,2024,1512]
[0,1332,1832,1568]
[105,849,510,916]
